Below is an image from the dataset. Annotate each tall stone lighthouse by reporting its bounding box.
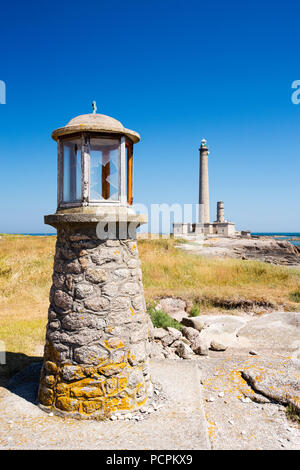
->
[173,139,236,238]
[198,138,210,224]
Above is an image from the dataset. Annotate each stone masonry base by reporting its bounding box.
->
[38,224,153,419]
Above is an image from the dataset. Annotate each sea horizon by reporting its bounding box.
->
[1,231,300,245]
[252,233,300,246]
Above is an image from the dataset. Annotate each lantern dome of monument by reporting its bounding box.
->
[52,112,140,143]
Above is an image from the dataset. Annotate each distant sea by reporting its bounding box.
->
[5,232,300,247]
[252,233,300,246]
[20,233,56,236]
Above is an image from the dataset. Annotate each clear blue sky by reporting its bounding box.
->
[1,0,300,233]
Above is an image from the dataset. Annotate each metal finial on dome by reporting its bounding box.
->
[92,100,97,114]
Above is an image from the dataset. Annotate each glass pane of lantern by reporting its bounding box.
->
[89,138,120,201]
[107,147,119,201]
[63,140,81,202]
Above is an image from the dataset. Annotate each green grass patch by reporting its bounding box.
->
[147,305,182,331]
[286,404,300,423]
[289,291,300,303]
[189,303,200,317]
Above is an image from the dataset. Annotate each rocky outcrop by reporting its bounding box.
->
[150,315,242,360]
[234,238,300,266]
[242,365,300,413]
[178,237,300,266]
[150,307,300,366]
[150,298,250,360]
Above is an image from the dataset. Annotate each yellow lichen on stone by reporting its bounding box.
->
[104,338,125,350]
[38,386,54,406]
[83,366,96,377]
[45,375,56,387]
[104,376,127,397]
[44,360,58,375]
[136,395,147,406]
[55,396,80,412]
[118,377,127,390]
[55,383,69,396]
[102,396,132,414]
[44,342,61,364]
[70,386,103,399]
[81,400,103,414]
[98,362,127,377]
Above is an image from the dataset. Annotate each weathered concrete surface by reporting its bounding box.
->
[199,352,300,450]
[194,312,300,449]
[0,360,210,450]
[148,312,300,449]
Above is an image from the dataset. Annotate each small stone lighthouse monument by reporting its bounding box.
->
[38,105,153,419]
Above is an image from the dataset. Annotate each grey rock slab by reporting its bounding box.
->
[199,315,248,334]
[237,312,300,351]
[197,315,251,349]
[169,310,188,323]
[177,237,300,267]
[181,326,200,343]
[161,334,175,347]
[190,336,209,356]
[166,327,182,340]
[155,297,186,314]
[210,340,227,352]
[176,341,194,359]
[241,362,300,412]
[181,316,206,331]
[153,328,168,340]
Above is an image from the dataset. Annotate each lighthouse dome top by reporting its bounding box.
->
[52,112,140,143]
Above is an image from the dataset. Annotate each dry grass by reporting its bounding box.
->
[0,234,55,360]
[138,237,300,311]
[0,234,300,377]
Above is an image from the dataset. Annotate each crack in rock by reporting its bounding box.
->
[241,367,300,412]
